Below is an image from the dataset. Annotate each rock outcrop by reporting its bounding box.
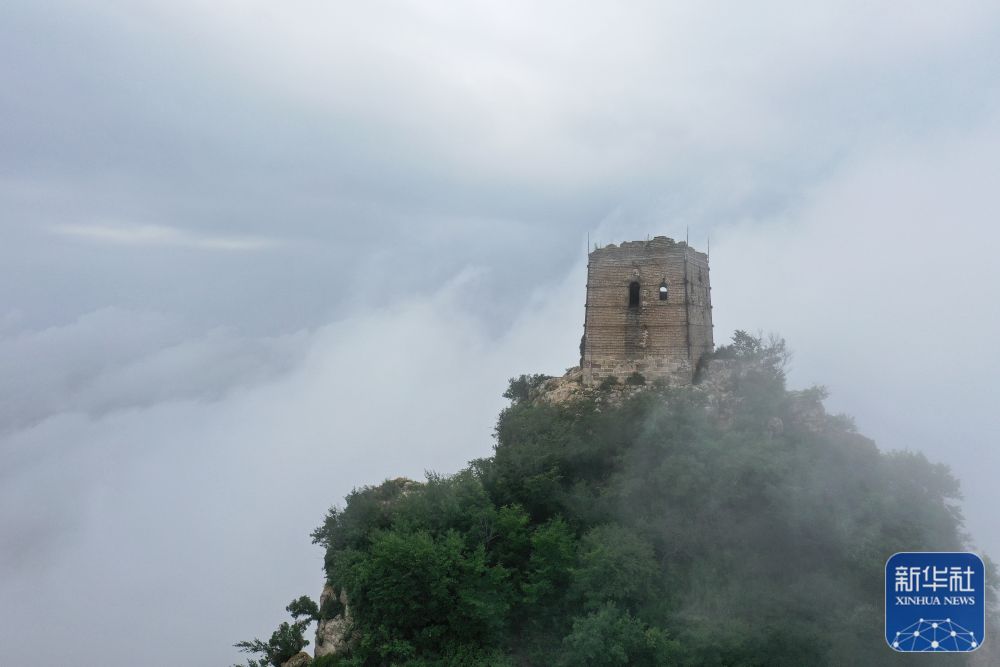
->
[315,584,352,659]
[281,652,311,667]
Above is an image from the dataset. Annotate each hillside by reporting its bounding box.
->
[234,333,994,666]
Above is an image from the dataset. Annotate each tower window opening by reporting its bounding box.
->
[659,280,669,301]
[628,281,641,307]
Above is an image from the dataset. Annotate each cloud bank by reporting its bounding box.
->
[50,224,278,251]
[0,266,584,665]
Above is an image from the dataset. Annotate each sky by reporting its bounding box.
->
[2,1,1000,664]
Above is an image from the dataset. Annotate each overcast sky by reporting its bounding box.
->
[2,2,1000,665]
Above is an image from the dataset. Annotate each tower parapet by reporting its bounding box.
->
[581,236,713,385]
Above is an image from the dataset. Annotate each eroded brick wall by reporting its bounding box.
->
[581,236,713,385]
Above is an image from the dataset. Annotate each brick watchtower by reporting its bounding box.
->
[581,236,713,385]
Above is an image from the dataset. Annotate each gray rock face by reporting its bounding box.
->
[281,651,311,667]
[315,584,352,658]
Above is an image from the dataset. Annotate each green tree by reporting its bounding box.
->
[238,332,993,666]
[233,620,310,667]
[522,518,576,608]
[571,525,660,612]
[559,604,680,667]
[335,529,510,663]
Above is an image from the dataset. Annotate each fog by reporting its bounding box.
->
[2,1,999,664]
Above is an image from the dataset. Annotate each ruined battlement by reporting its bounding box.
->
[581,235,713,385]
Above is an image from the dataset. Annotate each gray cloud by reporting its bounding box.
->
[49,223,279,251]
[0,307,306,435]
[0,267,584,664]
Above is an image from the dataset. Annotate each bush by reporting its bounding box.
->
[571,525,659,611]
[233,620,310,667]
[559,604,680,667]
[334,529,510,663]
[625,371,646,386]
[597,375,619,390]
[503,374,551,403]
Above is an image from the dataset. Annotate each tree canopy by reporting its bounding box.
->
[238,333,993,666]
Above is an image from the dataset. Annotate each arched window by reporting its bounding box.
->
[659,280,669,301]
[628,281,641,307]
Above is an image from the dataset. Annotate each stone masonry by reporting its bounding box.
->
[581,236,713,385]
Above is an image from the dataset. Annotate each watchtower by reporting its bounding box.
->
[581,236,713,385]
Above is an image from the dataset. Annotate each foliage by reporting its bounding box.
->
[559,604,681,666]
[233,619,311,667]
[709,329,791,377]
[246,332,989,666]
[287,595,321,622]
[503,374,551,403]
[625,371,646,386]
[597,375,619,391]
[332,528,510,663]
[312,656,344,667]
[571,525,660,612]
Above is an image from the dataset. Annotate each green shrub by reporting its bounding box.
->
[559,604,681,667]
[233,620,310,667]
[625,371,646,386]
[503,374,551,403]
[597,375,619,390]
